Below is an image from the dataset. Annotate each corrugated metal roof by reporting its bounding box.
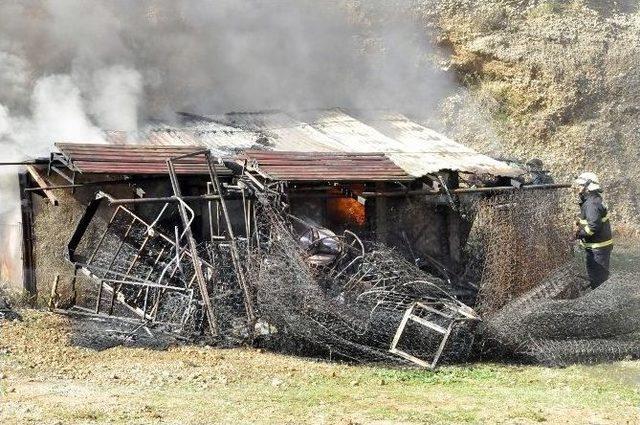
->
[353,111,520,177]
[106,119,259,157]
[289,109,519,177]
[72,109,522,178]
[240,150,413,182]
[294,109,409,152]
[152,122,258,156]
[56,143,231,175]
[206,111,338,152]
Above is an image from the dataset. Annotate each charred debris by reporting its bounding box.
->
[15,110,609,369]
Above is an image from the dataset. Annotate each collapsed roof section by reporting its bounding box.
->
[99,108,522,179]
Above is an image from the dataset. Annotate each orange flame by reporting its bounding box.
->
[327,196,366,227]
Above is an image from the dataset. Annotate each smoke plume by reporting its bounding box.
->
[0,0,455,284]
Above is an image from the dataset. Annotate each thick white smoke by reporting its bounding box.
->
[0,1,453,121]
[0,105,9,137]
[0,0,456,285]
[91,66,143,132]
[0,73,106,285]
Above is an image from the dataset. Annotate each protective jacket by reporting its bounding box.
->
[577,191,613,249]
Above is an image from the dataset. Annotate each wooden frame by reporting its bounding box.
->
[389,301,479,369]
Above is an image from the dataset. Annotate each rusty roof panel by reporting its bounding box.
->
[55,143,231,176]
[240,150,413,182]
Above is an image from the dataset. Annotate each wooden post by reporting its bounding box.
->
[375,182,388,243]
[18,172,37,303]
[48,274,60,310]
[26,165,59,206]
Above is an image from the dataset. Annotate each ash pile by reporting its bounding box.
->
[55,153,640,368]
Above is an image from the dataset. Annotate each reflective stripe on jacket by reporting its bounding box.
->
[577,191,613,249]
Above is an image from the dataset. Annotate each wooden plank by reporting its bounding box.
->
[19,172,37,301]
[430,322,455,369]
[389,348,431,368]
[409,315,448,334]
[389,304,415,351]
[26,166,59,206]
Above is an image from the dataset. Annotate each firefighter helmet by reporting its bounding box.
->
[574,172,601,192]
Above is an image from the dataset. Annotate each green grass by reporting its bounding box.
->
[1,245,639,424]
[2,335,639,424]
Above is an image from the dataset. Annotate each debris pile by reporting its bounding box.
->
[0,295,21,322]
[70,202,204,335]
[46,151,639,368]
[481,266,640,366]
[250,190,479,363]
[56,155,482,367]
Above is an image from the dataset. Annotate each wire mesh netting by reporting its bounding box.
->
[247,190,479,364]
[480,267,640,365]
[63,182,640,367]
[467,189,640,365]
[466,190,575,314]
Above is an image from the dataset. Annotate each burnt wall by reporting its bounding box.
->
[374,196,471,274]
[287,189,469,274]
[31,175,136,306]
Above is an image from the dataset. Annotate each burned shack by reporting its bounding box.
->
[15,109,579,367]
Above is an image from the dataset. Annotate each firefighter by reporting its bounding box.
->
[573,172,613,289]
[526,158,554,184]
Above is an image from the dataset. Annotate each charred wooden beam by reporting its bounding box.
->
[360,183,570,198]
[18,172,37,302]
[23,175,166,192]
[0,159,49,166]
[452,183,570,193]
[26,165,59,206]
[167,153,220,337]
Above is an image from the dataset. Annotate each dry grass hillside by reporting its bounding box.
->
[421,0,640,228]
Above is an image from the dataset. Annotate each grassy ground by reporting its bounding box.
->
[0,311,639,424]
[0,245,639,424]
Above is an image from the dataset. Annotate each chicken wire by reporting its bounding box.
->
[247,190,478,364]
[480,267,640,365]
[462,188,640,365]
[62,181,639,367]
[466,189,575,314]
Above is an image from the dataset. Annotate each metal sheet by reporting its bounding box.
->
[206,111,338,152]
[56,143,231,175]
[153,119,260,155]
[241,150,413,182]
[296,109,523,177]
[65,109,521,178]
[354,111,522,177]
